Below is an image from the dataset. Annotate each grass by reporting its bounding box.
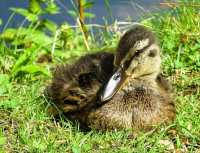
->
[0,2,200,153]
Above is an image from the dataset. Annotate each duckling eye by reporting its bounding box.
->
[134,50,140,57]
[148,49,157,57]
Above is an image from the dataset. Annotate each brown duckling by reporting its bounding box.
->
[84,25,176,131]
[45,25,175,132]
[45,51,114,116]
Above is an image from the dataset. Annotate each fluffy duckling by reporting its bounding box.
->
[45,25,175,132]
[85,25,176,131]
[45,52,114,116]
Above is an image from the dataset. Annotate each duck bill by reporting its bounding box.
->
[100,67,126,102]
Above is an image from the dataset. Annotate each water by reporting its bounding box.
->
[0,0,167,31]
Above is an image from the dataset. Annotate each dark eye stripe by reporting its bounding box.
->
[123,54,136,69]
[122,43,153,69]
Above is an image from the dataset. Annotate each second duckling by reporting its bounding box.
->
[45,51,114,116]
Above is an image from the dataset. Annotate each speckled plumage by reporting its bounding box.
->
[85,77,175,130]
[45,25,176,131]
[83,25,175,130]
[45,52,114,115]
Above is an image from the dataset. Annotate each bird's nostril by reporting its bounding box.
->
[114,73,121,80]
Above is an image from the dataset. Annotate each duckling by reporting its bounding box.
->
[45,25,175,132]
[45,51,114,116]
[84,25,176,131]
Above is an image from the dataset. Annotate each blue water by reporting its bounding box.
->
[0,0,166,31]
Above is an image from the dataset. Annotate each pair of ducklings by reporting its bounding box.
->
[45,25,175,131]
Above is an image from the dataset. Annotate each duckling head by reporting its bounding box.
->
[100,25,161,101]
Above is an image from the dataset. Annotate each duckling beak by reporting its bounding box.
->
[100,67,126,102]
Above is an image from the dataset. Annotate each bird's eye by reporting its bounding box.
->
[134,50,140,57]
[148,49,157,57]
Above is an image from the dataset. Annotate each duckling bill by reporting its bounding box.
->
[100,38,152,102]
[100,67,125,102]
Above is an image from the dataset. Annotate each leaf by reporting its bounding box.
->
[45,2,59,14]
[53,50,72,59]
[17,64,50,76]
[0,18,2,25]
[68,10,78,18]
[1,28,52,47]
[10,8,38,22]
[29,0,42,14]
[84,12,95,19]
[0,28,16,41]
[42,19,57,33]
[24,30,53,45]
[0,74,11,95]
[83,2,94,9]
[11,48,34,74]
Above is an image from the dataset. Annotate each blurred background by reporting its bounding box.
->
[0,0,172,31]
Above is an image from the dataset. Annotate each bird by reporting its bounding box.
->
[83,25,176,131]
[45,25,175,132]
[44,51,114,117]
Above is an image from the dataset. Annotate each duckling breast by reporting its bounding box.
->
[86,79,175,131]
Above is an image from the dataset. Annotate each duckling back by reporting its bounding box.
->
[45,52,114,116]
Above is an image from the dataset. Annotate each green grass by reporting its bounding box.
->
[0,2,200,153]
